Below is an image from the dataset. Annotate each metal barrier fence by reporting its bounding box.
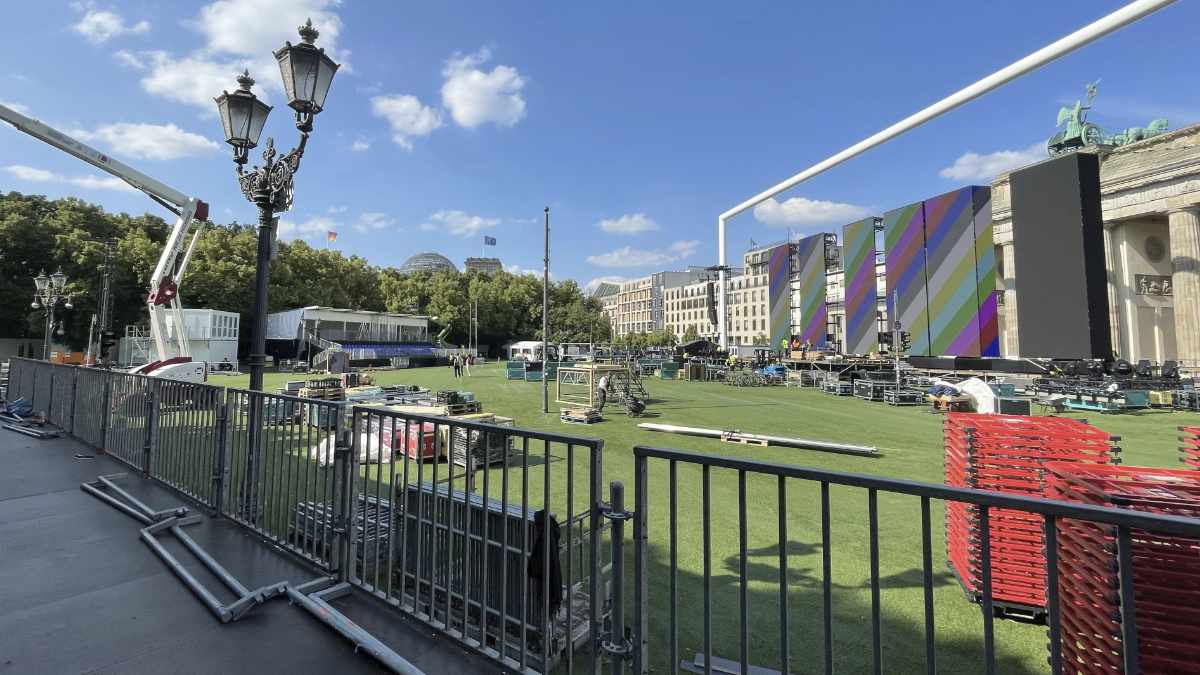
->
[104,371,157,471]
[220,388,344,571]
[629,445,1200,675]
[346,406,608,675]
[154,379,225,508]
[73,367,108,448]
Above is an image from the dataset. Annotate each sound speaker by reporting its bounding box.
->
[1009,152,1111,359]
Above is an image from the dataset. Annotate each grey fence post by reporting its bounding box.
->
[67,367,79,436]
[332,409,354,580]
[602,480,632,675]
[143,379,160,476]
[633,457,649,674]
[99,374,112,453]
[212,394,231,516]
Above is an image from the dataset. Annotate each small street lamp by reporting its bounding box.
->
[31,268,72,361]
[214,17,339,393]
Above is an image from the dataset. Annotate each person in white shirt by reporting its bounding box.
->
[596,374,610,411]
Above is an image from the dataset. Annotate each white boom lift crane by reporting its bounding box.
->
[1,104,210,382]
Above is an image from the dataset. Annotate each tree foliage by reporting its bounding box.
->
[0,191,607,356]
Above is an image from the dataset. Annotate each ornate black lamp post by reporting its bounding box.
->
[32,268,72,361]
[214,18,339,392]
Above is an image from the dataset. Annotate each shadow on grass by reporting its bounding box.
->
[723,541,956,591]
[635,537,1043,675]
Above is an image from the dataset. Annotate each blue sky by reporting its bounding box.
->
[2,1,1198,291]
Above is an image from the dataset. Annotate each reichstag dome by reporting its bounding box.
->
[398,251,457,274]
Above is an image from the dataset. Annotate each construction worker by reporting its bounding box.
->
[596,373,610,412]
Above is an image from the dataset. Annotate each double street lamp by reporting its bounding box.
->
[214,18,339,392]
[31,268,72,361]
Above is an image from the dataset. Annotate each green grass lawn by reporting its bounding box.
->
[214,363,1200,674]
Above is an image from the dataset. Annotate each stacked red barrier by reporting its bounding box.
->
[945,414,1120,612]
[1180,426,1200,469]
[1045,463,1200,674]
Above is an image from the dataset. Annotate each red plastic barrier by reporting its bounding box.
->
[944,414,1120,609]
[1045,462,1200,674]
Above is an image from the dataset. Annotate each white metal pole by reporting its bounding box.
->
[713,0,1177,347]
[542,207,550,414]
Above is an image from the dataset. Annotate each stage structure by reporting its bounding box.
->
[791,235,826,348]
[711,0,1175,349]
[842,217,880,355]
[884,202,932,356]
[922,186,999,357]
[768,243,796,349]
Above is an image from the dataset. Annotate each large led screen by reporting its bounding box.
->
[842,217,878,355]
[791,235,826,348]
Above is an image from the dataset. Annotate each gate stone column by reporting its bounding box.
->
[1169,206,1200,367]
[1001,241,1019,357]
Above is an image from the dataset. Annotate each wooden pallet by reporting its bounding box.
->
[298,387,346,401]
[721,433,768,447]
[444,401,482,415]
[560,407,601,424]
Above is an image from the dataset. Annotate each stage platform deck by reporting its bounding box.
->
[0,428,505,675]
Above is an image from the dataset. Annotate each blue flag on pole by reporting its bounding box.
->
[484,235,497,246]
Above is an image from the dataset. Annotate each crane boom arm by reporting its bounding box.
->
[0,103,211,365]
[0,104,192,208]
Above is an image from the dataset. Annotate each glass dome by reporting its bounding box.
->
[398,251,458,274]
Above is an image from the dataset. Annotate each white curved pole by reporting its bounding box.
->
[716,0,1177,348]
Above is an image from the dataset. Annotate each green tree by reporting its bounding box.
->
[682,325,700,343]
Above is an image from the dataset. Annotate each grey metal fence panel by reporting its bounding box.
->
[629,445,1200,675]
[31,360,53,415]
[72,367,109,448]
[5,357,34,402]
[152,380,225,508]
[105,372,156,470]
[345,407,606,675]
[220,388,342,570]
[47,365,76,429]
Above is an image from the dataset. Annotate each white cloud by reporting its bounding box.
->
[441,48,527,129]
[586,240,700,269]
[505,264,542,277]
[938,143,1043,181]
[277,215,338,241]
[370,95,442,149]
[354,212,393,233]
[350,137,370,152]
[327,205,347,214]
[140,51,266,111]
[753,197,872,228]
[71,122,219,160]
[72,8,150,44]
[134,1,347,113]
[598,213,659,235]
[418,210,501,237]
[4,164,136,193]
[0,99,30,115]
[583,275,627,294]
[113,49,145,69]
[193,0,346,64]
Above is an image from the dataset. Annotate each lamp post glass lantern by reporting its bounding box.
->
[214,17,339,393]
[31,268,70,361]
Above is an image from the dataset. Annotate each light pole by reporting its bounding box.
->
[31,268,72,361]
[215,19,339,522]
[542,207,550,414]
[214,18,340,392]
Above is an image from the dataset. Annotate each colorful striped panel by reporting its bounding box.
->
[842,217,878,355]
[792,235,827,347]
[767,243,795,348]
[924,187,983,356]
[884,202,931,356]
[972,189,1000,357]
